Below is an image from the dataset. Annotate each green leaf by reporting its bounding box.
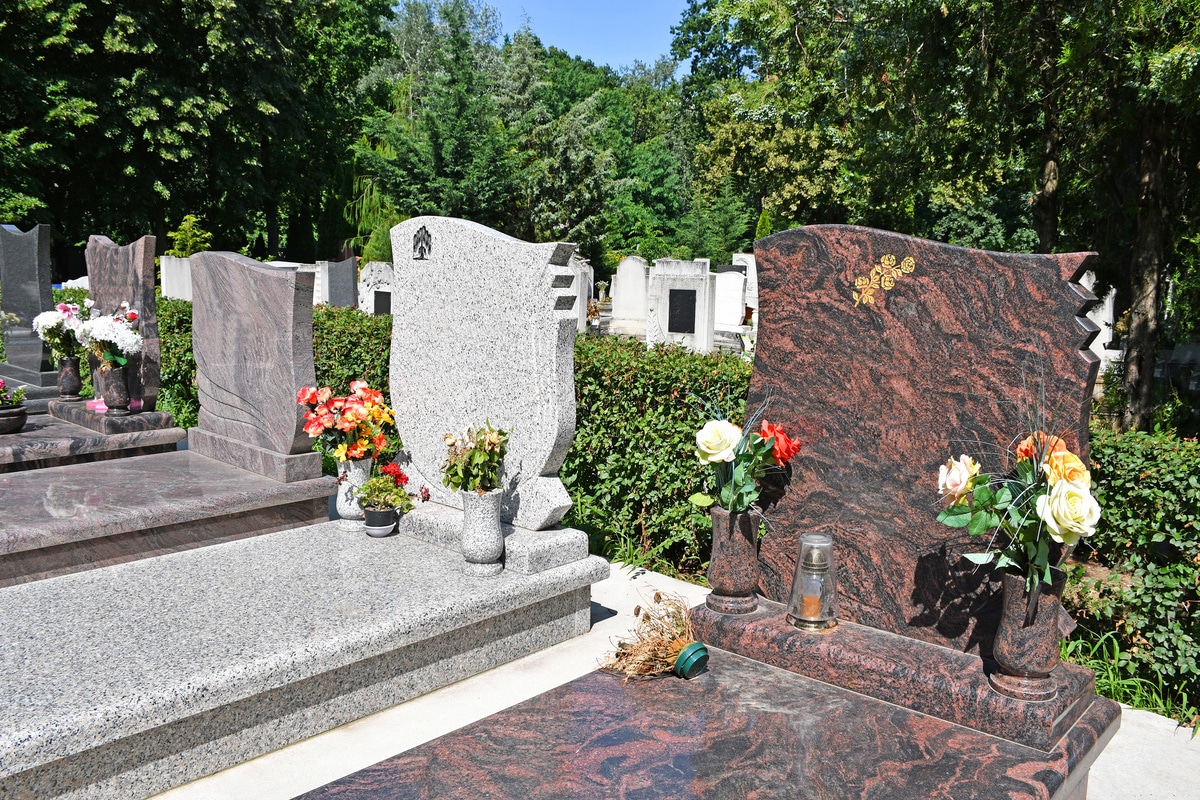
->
[967,509,992,536]
[937,504,972,528]
[689,492,715,508]
[964,552,995,565]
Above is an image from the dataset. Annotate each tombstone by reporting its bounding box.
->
[646,258,715,354]
[357,260,393,316]
[84,235,161,413]
[733,252,759,342]
[692,226,1116,767]
[389,216,578,530]
[608,256,648,337]
[713,270,749,332]
[1079,270,1121,376]
[160,255,192,301]
[0,224,55,389]
[570,255,593,333]
[186,252,322,483]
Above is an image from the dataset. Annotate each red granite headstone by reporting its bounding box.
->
[750,225,1098,653]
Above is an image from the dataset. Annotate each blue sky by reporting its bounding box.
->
[485,1,690,71]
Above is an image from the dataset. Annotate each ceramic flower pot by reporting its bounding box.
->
[335,457,373,530]
[705,507,759,614]
[56,356,83,401]
[363,507,397,538]
[0,403,28,435]
[101,364,131,416]
[989,568,1075,701]
[460,488,504,577]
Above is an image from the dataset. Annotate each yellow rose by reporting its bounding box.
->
[1043,450,1090,486]
[938,454,980,505]
[696,420,742,463]
[1036,479,1101,546]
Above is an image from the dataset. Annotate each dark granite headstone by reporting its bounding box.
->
[749,225,1098,653]
[85,235,160,411]
[187,252,321,482]
[0,224,55,386]
[667,289,697,333]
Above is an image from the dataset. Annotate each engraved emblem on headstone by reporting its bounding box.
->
[853,253,916,307]
[412,226,432,260]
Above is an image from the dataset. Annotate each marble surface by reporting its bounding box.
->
[691,598,1112,751]
[48,398,180,435]
[299,647,1119,800]
[389,216,578,530]
[0,413,184,473]
[85,235,161,411]
[0,223,54,380]
[0,522,609,797]
[749,226,1100,653]
[0,450,333,556]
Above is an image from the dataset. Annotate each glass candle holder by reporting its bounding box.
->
[785,533,838,630]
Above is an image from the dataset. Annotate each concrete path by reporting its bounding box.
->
[155,564,1198,800]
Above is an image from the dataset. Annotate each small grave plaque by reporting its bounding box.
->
[374,290,391,316]
[668,289,697,333]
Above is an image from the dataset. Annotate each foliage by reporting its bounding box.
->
[157,297,197,428]
[357,464,415,512]
[164,215,213,258]
[562,336,751,578]
[0,378,26,406]
[441,421,507,493]
[311,305,393,396]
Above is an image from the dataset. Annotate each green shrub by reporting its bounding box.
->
[157,297,198,428]
[312,305,392,394]
[1072,423,1200,722]
[561,336,752,578]
[165,214,213,257]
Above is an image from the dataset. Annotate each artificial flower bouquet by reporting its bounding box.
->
[296,379,395,461]
[936,430,1101,589]
[357,462,420,513]
[0,378,27,406]
[77,301,142,373]
[442,421,508,494]
[31,303,84,359]
[690,415,802,513]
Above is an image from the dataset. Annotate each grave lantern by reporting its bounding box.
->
[786,533,838,630]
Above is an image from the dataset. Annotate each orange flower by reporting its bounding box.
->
[760,420,803,465]
[1043,450,1090,486]
[296,386,319,405]
[1015,431,1068,463]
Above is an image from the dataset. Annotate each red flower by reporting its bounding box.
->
[760,420,802,465]
[381,462,409,486]
[297,386,319,405]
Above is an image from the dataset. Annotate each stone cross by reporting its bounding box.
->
[187,252,321,483]
[749,226,1098,653]
[0,224,54,385]
[85,235,160,411]
[389,216,578,530]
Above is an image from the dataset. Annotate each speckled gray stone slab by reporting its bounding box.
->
[389,217,578,530]
[0,523,609,799]
[85,235,161,411]
[0,412,184,473]
[0,223,54,382]
[398,500,590,574]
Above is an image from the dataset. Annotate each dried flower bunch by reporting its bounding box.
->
[601,592,697,680]
[442,421,508,494]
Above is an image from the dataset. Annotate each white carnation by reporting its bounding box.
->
[80,316,143,357]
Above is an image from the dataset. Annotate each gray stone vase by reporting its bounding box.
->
[460,488,504,577]
[335,457,373,530]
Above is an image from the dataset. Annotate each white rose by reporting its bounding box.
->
[696,420,742,463]
[1036,479,1101,546]
[938,454,979,504]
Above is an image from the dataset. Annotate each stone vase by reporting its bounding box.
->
[705,507,760,614]
[57,356,83,401]
[101,364,132,416]
[460,488,504,577]
[989,568,1075,701]
[0,403,28,435]
[363,507,397,538]
[335,457,373,531]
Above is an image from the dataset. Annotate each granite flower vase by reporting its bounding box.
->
[101,364,132,416]
[0,403,28,435]
[460,488,504,577]
[335,457,373,531]
[988,568,1075,702]
[705,507,759,614]
[363,507,397,538]
[57,356,83,401]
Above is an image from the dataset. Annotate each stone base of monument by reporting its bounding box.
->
[0,412,185,474]
[0,523,609,800]
[0,450,334,587]
[48,398,181,436]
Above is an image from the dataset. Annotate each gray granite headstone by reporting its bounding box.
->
[85,235,161,411]
[0,224,55,386]
[186,252,321,483]
[390,216,577,530]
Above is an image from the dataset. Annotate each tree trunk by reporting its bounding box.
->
[1121,107,1168,432]
[1032,0,1061,255]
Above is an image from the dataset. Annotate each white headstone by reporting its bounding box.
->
[160,255,192,300]
[1080,271,1121,373]
[713,271,748,330]
[357,261,394,315]
[571,256,593,333]
[609,255,648,337]
[389,216,578,530]
[646,258,716,354]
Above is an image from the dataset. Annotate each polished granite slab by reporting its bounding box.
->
[0,412,184,473]
[0,523,610,799]
[48,398,180,436]
[301,648,1118,800]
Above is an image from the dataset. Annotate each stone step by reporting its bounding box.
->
[0,449,334,587]
[0,522,610,800]
[0,412,185,474]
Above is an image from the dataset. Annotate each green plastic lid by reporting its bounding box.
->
[673,642,709,679]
